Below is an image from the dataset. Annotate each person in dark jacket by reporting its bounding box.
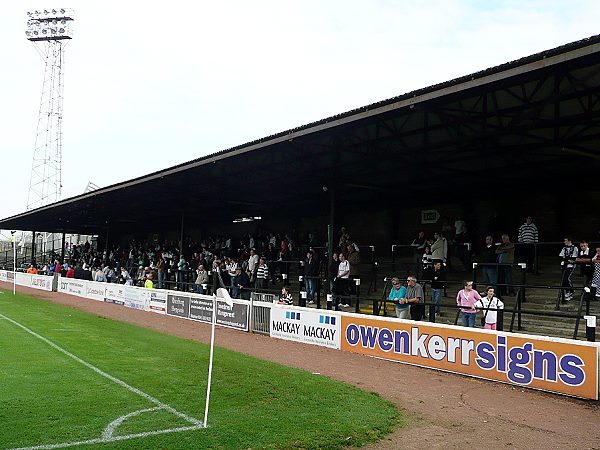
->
[304,250,320,304]
[235,266,251,300]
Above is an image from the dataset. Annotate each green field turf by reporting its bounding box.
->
[0,290,404,449]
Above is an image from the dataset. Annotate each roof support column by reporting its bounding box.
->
[179,212,185,258]
[60,232,66,265]
[327,187,335,297]
[104,226,110,263]
[31,231,36,266]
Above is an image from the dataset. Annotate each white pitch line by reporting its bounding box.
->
[9,425,205,450]
[0,311,205,449]
[102,406,165,439]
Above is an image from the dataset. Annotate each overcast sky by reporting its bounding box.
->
[1,1,600,238]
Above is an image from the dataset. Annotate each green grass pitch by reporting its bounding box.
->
[0,289,404,449]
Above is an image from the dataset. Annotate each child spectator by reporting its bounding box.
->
[475,286,504,330]
[278,286,293,305]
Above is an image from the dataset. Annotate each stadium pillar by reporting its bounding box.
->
[32,231,36,265]
[179,212,185,258]
[326,187,335,295]
[60,232,66,264]
[104,226,110,261]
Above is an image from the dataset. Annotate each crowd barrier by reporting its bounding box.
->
[1,270,598,400]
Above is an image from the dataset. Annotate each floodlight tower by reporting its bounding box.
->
[25,8,74,211]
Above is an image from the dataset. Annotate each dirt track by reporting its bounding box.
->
[5,283,600,450]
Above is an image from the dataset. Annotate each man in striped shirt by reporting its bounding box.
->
[518,216,538,273]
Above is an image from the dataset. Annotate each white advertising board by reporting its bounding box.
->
[123,286,148,311]
[57,278,87,297]
[148,290,167,314]
[270,306,341,349]
[85,281,107,302]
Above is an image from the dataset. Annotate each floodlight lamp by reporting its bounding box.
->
[59,28,65,33]
[33,30,39,35]
[60,8,65,13]
[42,29,47,34]
[44,9,49,14]
[52,9,57,14]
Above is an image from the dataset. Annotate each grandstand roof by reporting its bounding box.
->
[2,33,600,235]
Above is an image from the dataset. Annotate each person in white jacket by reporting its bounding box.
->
[475,286,504,330]
[431,232,447,263]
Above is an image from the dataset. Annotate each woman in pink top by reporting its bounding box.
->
[456,280,481,327]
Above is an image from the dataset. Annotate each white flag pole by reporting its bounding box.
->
[203,293,217,427]
[203,288,234,427]
[11,232,16,295]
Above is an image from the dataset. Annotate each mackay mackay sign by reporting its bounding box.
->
[341,314,599,400]
[270,306,340,349]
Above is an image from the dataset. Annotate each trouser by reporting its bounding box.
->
[395,307,410,320]
[306,278,316,302]
[561,266,574,298]
[482,267,497,287]
[431,289,442,314]
[462,311,477,327]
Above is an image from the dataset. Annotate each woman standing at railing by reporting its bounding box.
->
[456,280,481,327]
[388,277,408,319]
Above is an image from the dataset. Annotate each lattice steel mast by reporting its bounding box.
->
[25,8,74,210]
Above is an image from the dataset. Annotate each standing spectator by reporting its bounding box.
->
[235,266,251,300]
[475,287,504,330]
[156,256,165,289]
[195,264,209,294]
[405,276,425,321]
[177,256,188,291]
[335,253,351,308]
[559,237,579,301]
[388,277,408,319]
[304,250,320,305]
[421,245,433,273]
[225,257,238,297]
[496,234,515,295]
[328,252,340,293]
[426,261,445,316]
[247,248,259,284]
[255,257,269,290]
[517,216,539,273]
[456,280,481,327]
[479,235,498,287]
[431,232,448,263]
[576,240,594,289]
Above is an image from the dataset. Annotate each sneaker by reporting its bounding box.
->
[307,301,314,305]
[342,303,350,308]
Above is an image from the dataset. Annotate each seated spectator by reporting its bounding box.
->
[26,264,38,275]
[145,272,154,289]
